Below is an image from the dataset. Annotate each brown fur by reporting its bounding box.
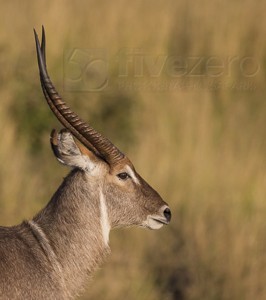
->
[0,130,170,299]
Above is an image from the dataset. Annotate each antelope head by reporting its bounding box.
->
[34,28,171,233]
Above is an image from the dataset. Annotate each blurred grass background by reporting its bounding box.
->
[0,0,266,299]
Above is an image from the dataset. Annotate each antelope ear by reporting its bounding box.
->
[50,129,99,171]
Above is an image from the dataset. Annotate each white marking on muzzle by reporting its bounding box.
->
[125,165,140,185]
[99,190,110,246]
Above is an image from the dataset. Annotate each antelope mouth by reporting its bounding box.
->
[151,217,169,225]
[144,215,170,230]
[144,206,171,230]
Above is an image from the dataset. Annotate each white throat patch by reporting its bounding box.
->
[99,190,110,246]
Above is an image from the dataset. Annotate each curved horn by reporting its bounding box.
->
[34,27,125,165]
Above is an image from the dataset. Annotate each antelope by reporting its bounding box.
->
[0,27,171,300]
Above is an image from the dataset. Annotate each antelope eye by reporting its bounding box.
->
[117,172,131,180]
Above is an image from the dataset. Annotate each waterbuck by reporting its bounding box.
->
[0,27,171,300]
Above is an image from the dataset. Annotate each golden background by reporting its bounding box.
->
[0,1,265,299]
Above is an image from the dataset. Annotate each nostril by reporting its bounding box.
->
[163,207,171,222]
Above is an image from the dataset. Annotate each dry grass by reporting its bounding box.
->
[0,0,266,299]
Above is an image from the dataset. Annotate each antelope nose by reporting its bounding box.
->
[163,207,171,223]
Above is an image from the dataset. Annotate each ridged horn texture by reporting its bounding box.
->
[34,26,125,165]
